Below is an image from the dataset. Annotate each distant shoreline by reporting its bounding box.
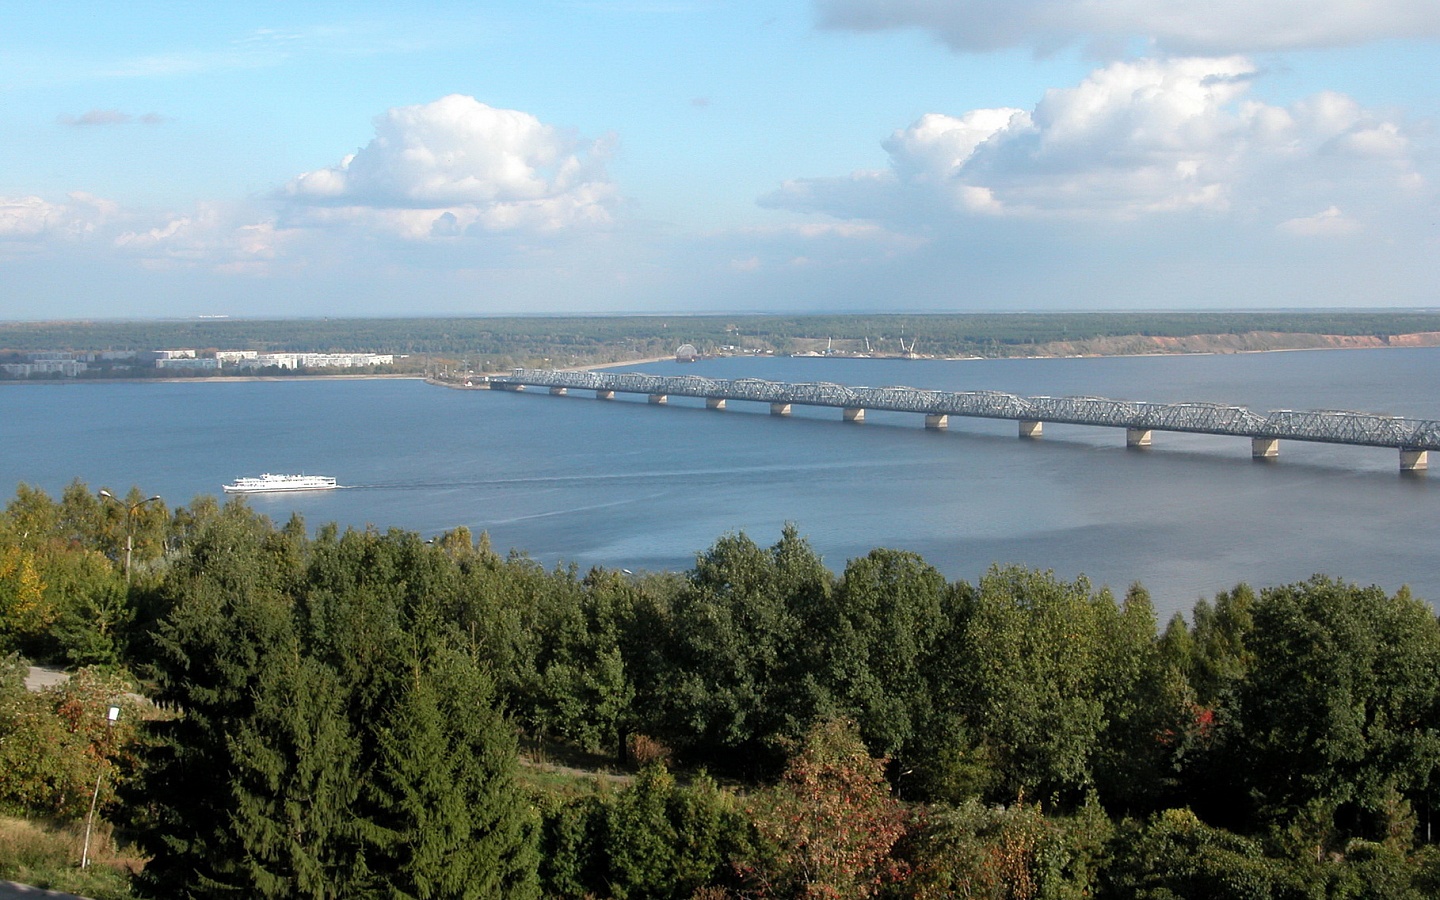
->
[0,373,426,387]
[5,336,1439,389]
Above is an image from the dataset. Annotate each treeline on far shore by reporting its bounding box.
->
[5,310,1440,369]
[4,480,1440,898]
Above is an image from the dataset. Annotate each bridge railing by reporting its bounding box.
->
[497,369,1440,451]
[1258,410,1426,448]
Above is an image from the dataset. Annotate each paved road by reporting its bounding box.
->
[22,667,68,692]
[0,883,88,899]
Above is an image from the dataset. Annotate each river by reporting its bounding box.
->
[3,348,1437,619]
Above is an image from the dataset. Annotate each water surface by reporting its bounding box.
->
[3,348,1436,619]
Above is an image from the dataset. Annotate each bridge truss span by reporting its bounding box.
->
[494,368,1439,470]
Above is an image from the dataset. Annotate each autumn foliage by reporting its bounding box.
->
[744,719,910,899]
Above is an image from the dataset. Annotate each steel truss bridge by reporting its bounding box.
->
[487,368,1440,471]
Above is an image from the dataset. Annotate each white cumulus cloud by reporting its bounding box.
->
[283,94,616,237]
[762,56,1427,229]
[0,193,118,244]
[1279,205,1361,236]
[816,0,1440,54]
[113,202,292,274]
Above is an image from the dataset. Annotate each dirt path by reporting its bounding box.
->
[22,667,68,692]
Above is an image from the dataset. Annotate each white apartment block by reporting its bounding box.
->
[236,353,393,370]
[3,360,89,377]
[155,358,222,371]
[215,350,259,363]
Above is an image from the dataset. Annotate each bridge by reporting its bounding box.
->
[485,368,1439,471]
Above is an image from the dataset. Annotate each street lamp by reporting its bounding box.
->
[98,490,162,587]
[80,704,122,869]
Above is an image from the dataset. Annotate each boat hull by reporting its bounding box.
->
[222,484,337,494]
[223,474,337,494]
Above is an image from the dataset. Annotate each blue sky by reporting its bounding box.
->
[2,1,1436,318]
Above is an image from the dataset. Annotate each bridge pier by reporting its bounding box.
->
[1252,438,1279,459]
[494,382,523,392]
[925,414,948,430]
[706,397,726,410]
[549,386,568,396]
[1401,449,1429,472]
[648,394,668,405]
[1019,419,1043,439]
[843,407,865,423]
[1126,428,1153,448]
[770,402,792,416]
[596,389,614,400]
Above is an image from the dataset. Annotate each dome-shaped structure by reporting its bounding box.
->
[675,343,699,363]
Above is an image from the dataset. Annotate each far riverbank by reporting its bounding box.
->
[0,373,425,387]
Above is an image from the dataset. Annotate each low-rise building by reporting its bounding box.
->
[155,357,222,371]
[144,349,197,363]
[236,352,393,370]
[3,360,89,377]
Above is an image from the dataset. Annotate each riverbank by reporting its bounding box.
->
[7,332,1440,391]
[0,373,425,387]
[426,355,680,389]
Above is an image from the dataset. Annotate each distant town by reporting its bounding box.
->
[0,349,397,380]
[5,312,1440,384]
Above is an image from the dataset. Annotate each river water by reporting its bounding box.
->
[3,349,1437,619]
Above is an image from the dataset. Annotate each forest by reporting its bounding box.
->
[3,481,1440,898]
[5,310,1440,371]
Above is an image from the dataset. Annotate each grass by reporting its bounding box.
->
[0,816,141,900]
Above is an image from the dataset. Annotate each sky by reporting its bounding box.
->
[1,1,1437,319]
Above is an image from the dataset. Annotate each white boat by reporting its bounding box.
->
[223,473,337,494]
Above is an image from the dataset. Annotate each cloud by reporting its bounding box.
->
[282,94,616,237]
[5,96,621,285]
[1279,205,1361,236]
[762,56,1427,231]
[816,0,1440,54]
[0,193,118,243]
[113,202,292,275]
[58,109,168,126]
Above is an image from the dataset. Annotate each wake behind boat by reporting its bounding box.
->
[223,473,337,494]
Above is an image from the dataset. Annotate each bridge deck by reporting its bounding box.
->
[488,369,1440,454]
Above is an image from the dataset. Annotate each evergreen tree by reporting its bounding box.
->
[226,649,360,898]
[357,641,539,899]
[131,505,303,896]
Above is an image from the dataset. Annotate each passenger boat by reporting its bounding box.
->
[222,473,337,494]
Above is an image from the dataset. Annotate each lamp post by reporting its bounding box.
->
[98,490,162,587]
[80,704,121,869]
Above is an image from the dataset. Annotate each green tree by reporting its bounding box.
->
[951,567,1117,806]
[1237,577,1440,843]
[225,648,360,898]
[1187,585,1256,707]
[1091,584,1185,816]
[1103,808,1284,900]
[135,522,542,898]
[656,526,832,773]
[356,641,539,899]
[41,546,128,667]
[132,505,308,896]
[606,764,681,899]
[810,549,953,772]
